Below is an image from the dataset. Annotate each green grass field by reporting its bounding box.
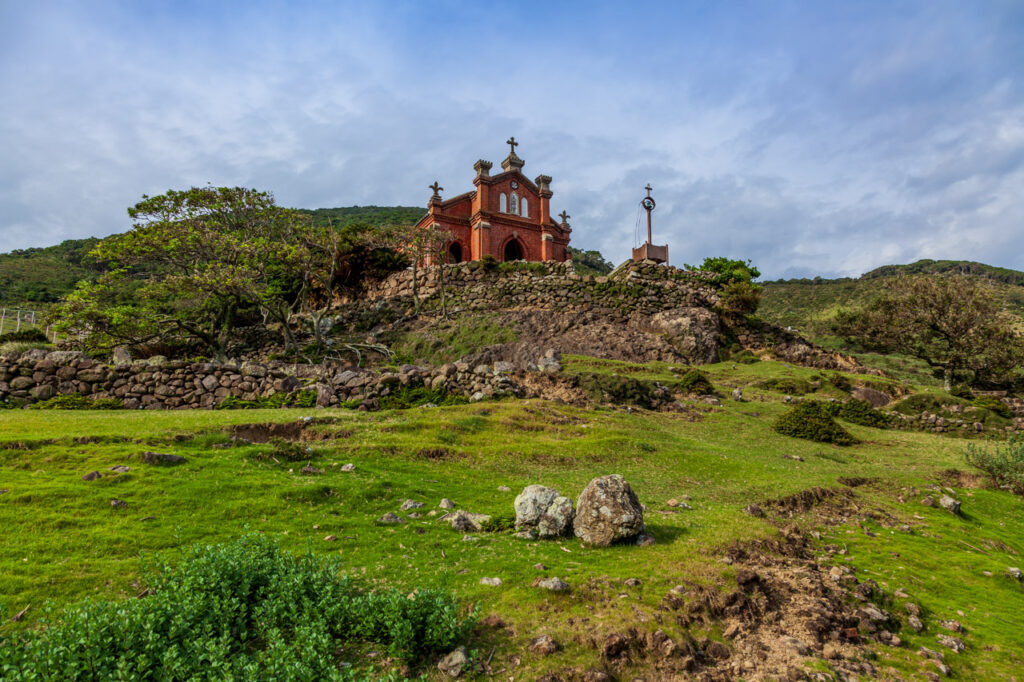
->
[2,359,1023,679]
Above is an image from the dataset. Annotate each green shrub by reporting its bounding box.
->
[836,398,893,429]
[719,281,762,314]
[676,369,715,395]
[757,377,814,396]
[27,394,121,410]
[0,535,476,678]
[966,436,1024,494]
[0,340,52,355]
[773,401,858,445]
[892,393,970,416]
[826,373,851,392]
[0,328,48,343]
[733,350,760,364]
[972,396,1012,419]
[950,384,974,400]
[216,389,317,410]
[379,385,468,410]
[480,514,515,533]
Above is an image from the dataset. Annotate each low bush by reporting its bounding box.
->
[0,535,476,679]
[577,373,658,407]
[891,393,970,417]
[216,389,317,410]
[835,399,893,429]
[757,377,815,396]
[480,514,515,533]
[27,394,122,410]
[0,328,48,343]
[950,383,974,400]
[826,373,851,392]
[675,369,715,395]
[966,435,1024,494]
[733,350,760,364]
[773,401,858,445]
[972,396,1012,419]
[379,385,468,410]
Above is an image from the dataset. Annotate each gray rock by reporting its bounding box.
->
[109,465,130,473]
[938,495,961,515]
[112,346,132,365]
[859,604,889,623]
[1007,567,1023,581]
[30,384,56,401]
[470,391,485,402]
[851,386,891,407]
[573,475,645,546]
[82,471,101,481]
[377,512,404,524]
[536,577,570,591]
[731,387,744,402]
[439,498,456,509]
[340,463,355,472]
[514,484,574,539]
[140,452,187,466]
[400,499,425,511]
[110,499,128,508]
[437,646,468,678]
[480,577,502,586]
[939,619,962,633]
[908,615,925,632]
[937,634,965,652]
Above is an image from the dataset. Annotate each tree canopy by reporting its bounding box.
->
[833,275,1024,388]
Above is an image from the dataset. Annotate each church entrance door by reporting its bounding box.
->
[448,242,463,263]
[503,238,524,262]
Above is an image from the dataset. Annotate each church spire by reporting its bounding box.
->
[500,136,525,172]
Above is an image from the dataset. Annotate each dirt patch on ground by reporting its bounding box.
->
[229,420,341,443]
[937,468,987,489]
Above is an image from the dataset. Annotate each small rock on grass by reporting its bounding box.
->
[528,634,560,655]
[480,577,502,586]
[340,463,355,472]
[82,471,101,481]
[623,578,641,587]
[377,512,404,524]
[439,498,456,509]
[939,619,962,633]
[938,495,961,515]
[437,646,467,678]
[936,634,965,652]
[300,464,321,475]
[533,563,548,571]
[743,503,765,518]
[110,499,128,508]
[323,535,338,542]
[140,452,187,466]
[498,485,511,492]
[534,577,570,591]
[909,615,925,632]
[400,499,424,511]
[1007,567,1023,581]
[109,465,130,473]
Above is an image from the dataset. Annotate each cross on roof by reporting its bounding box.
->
[506,136,519,154]
[429,181,443,197]
[645,184,653,198]
[558,210,570,224]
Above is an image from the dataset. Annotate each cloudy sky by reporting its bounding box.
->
[1,1,1022,278]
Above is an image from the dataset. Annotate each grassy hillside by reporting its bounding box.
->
[2,358,1022,679]
[0,207,425,307]
[761,259,1024,346]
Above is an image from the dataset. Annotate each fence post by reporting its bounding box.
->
[15,309,21,332]
[0,308,5,334]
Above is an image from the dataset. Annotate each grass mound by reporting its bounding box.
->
[774,401,858,445]
[830,398,893,429]
[757,377,815,395]
[0,535,475,679]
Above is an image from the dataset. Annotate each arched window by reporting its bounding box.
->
[448,242,463,264]
[503,238,524,262]
[510,193,519,215]
[521,197,528,218]
[499,193,507,213]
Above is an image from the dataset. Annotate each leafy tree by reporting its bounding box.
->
[833,275,1024,389]
[686,257,762,314]
[49,187,303,361]
[568,247,613,276]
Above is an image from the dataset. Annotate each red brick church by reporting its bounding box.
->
[414,138,572,263]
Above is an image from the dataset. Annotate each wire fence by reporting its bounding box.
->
[0,307,59,342]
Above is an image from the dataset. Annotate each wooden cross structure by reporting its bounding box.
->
[632,184,668,264]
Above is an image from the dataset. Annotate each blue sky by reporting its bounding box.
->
[1,1,1022,278]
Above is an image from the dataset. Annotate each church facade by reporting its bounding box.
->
[414,138,572,263]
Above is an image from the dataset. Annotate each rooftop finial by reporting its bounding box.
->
[558,210,570,226]
[506,136,519,154]
[429,181,443,199]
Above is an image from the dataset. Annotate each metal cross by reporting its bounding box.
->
[506,136,519,154]
[558,210,570,224]
[645,183,653,198]
[429,181,443,197]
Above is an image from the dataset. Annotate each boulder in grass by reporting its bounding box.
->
[377,512,404,524]
[514,485,574,539]
[573,474,645,546]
